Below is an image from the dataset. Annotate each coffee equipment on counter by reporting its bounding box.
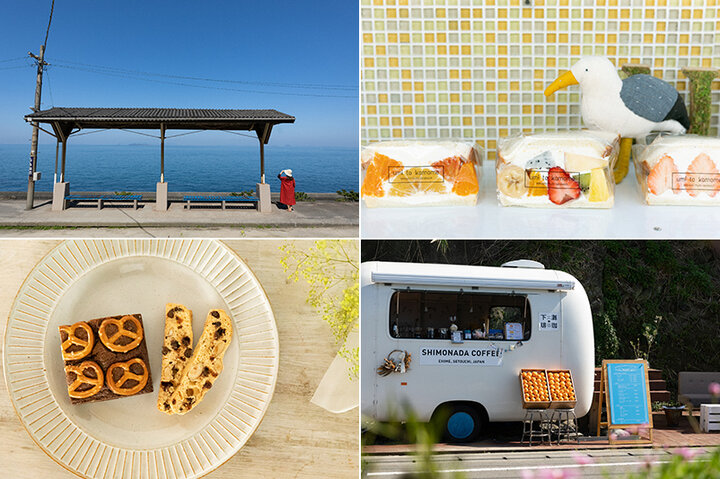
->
[438,328,449,339]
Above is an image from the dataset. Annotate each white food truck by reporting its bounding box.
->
[361,260,595,442]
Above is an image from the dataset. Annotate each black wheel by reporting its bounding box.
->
[436,404,484,443]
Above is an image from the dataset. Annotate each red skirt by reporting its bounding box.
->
[279,176,296,205]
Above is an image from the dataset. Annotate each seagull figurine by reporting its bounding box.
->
[544,56,689,182]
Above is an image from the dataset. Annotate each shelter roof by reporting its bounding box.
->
[25,107,295,139]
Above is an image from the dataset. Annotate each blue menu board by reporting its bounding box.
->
[606,362,650,426]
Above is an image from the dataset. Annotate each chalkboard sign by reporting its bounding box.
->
[606,361,651,425]
[599,359,653,444]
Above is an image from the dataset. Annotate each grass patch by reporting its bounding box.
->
[230,190,255,198]
[336,189,359,202]
[294,191,314,202]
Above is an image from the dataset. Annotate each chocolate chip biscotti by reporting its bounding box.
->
[157,303,194,414]
[167,309,233,415]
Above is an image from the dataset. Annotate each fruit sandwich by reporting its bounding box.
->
[496,130,620,208]
[634,135,720,205]
[360,140,482,208]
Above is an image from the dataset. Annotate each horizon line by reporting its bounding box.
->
[0,142,357,148]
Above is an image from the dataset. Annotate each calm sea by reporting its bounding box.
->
[0,144,358,193]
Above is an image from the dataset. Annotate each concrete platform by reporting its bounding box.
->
[0,194,358,237]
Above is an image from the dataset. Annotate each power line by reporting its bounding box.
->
[45,67,54,107]
[0,65,31,71]
[49,58,357,91]
[43,0,54,46]
[0,56,29,63]
[49,63,357,98]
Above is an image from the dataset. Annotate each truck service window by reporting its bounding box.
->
[389,291,531,341]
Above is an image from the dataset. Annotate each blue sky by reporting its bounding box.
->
[0,1,358,147]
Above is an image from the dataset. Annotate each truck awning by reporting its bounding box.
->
[370,272,575,291]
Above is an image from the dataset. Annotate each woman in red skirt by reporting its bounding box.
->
[278,169,296,212]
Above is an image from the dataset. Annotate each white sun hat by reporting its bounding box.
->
[285,169,293,177]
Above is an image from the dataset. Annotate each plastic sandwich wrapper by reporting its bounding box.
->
[633,134,720,206]
[496,130,620,208]
[360,140,483,208]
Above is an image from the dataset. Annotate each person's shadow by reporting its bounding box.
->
[275,202,292,211]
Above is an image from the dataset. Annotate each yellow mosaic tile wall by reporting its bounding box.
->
[360,0,720,157]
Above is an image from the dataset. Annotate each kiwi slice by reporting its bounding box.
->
[572,172,592,193]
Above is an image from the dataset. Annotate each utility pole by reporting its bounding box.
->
[26,46,48,210]
[26,0,54,210]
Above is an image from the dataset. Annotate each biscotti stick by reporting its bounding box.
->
[157,303,194,414]
[167,309,233,415]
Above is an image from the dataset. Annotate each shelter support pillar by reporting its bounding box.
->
[255,123,271,213]
[52,136,69,211]
[156,182,168,211]
[156,123,168,211]
[259,139,265,184]
[256,183,271,213]
[52,182,69,211]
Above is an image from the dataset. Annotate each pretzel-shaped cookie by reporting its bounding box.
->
[98,315,144,352]
[59,322,95,361]
[106,358,149,396]
[65,361,104,399]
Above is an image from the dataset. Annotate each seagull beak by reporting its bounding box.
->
[544,70,579,97]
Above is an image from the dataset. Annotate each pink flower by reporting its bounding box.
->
[520,471,535,479]
[709,382,720,396]
[573,454,595,466]
[536,469,579,479]
[536,470,554,479]
[642,456,654,470]
[674,447,701,461]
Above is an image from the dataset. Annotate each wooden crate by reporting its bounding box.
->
[520,369,551,409]
[547,369,578,409]
[701,404,720,432]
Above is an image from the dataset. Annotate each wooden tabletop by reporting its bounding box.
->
[0,240,358,478]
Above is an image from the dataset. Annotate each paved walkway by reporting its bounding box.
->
[0,198,358,237]
[364,447,703,478]
[364,412,720,455]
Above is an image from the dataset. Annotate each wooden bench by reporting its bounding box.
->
[65,194,142,209]
[678,371,720,407]
[183,195,258,210]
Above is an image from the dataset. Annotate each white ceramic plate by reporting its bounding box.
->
[4,240,279,479]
